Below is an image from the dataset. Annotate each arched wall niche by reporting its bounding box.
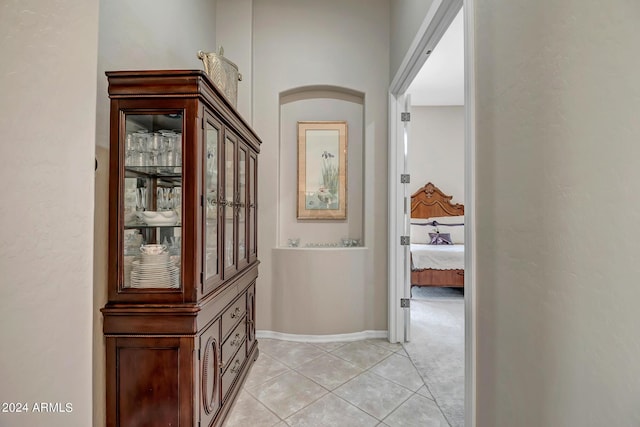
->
[280,85,365,105]
[278,85,365,248]
[272,85,370,335]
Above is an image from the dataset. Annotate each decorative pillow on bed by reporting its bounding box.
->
[429,232,453,245]
[427,215,465,244]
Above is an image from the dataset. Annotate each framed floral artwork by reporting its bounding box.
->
[297,121,347,220]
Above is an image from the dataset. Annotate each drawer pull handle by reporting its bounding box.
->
[230,360,241,374]
[230,307,241,319]
[230,333,241,347]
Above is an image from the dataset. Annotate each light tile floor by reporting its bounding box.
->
[223,339,450,427]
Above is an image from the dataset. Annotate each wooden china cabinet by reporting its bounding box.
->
[101,70,260,427]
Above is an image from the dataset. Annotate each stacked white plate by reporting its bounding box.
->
[129,252,180,288]
[123,255,136,285]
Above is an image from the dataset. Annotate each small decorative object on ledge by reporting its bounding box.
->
[303,239,361,248]
[341,237,361,247]
[287,238,301,247]
[306,242,340,248]
[198,46,242,107]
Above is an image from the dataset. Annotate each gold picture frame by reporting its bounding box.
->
[297,121,348,220]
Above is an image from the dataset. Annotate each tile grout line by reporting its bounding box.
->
[245,371,327,425]
[260,342,396,423]
[242,381,289,423]
[379,390,423,425]
[356,355,419,423]
[246,340,428,426]
[254,343,333,424]
[321,347,418,423]
[280,387,331,424]
[402,342,453,427]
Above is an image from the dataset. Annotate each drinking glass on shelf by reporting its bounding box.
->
[156,188,164,210]
[125,133,137,165]
[165,188,173,210]
[169,236,181,256]
[133,151,147,167]
[150,133,163,166]
[136,188,147,211]
[136,130,150,148]
[173,187,182,223]
[172,187,182,209]
[125,133,135,150]
[173,133,182,166]
[162,131,174,148]
[132,131,149,166]
[157,187,173,210]
[124,187,137,222]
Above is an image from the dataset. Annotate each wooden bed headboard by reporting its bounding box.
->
[410,182,464,219]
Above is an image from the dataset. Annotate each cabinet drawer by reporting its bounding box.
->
[221,296,246,339]
[221,347,247,402]
[221,319,246,374]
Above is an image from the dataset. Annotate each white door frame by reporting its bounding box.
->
[387,0,475,425]
[387,92,412,344]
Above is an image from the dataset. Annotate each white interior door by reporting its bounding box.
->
[388,92,412,343]
[401,94,412,342]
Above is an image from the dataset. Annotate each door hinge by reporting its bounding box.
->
[400,236,410,246]
[200,272,204,284]
[201,195,205,207]
[400,174,410,184]
[197,348,201,361]
[401,112,411,122]
[400,298,411,308]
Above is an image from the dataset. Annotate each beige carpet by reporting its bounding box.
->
[403,286,465,427]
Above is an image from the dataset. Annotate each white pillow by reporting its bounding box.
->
[427,215,465,244]
[409,218,432,244]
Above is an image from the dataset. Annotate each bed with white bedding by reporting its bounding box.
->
[410,182,465,288]
[410,244,464,270]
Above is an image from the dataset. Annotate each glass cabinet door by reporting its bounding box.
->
[248,153,258,262]
[224,134,236,276]
[122,112,183,290]
[204,118,220,286]
[237,144,247,268]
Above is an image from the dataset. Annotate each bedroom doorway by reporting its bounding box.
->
[388,0,475,425]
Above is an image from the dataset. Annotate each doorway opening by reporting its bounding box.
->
[388,0,475,426]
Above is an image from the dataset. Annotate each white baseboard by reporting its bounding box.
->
[256,330,388,343]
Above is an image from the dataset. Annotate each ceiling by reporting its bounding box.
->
[407,9,464,106]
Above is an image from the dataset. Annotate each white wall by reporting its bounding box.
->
[389,0,436,79]
[409,106,464,202]
[252,0,390,334]
[215,0,253,122]
[96,0,218,149]
[0,1,99,426]
[475,0,640,425]
[94,2,217,425]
